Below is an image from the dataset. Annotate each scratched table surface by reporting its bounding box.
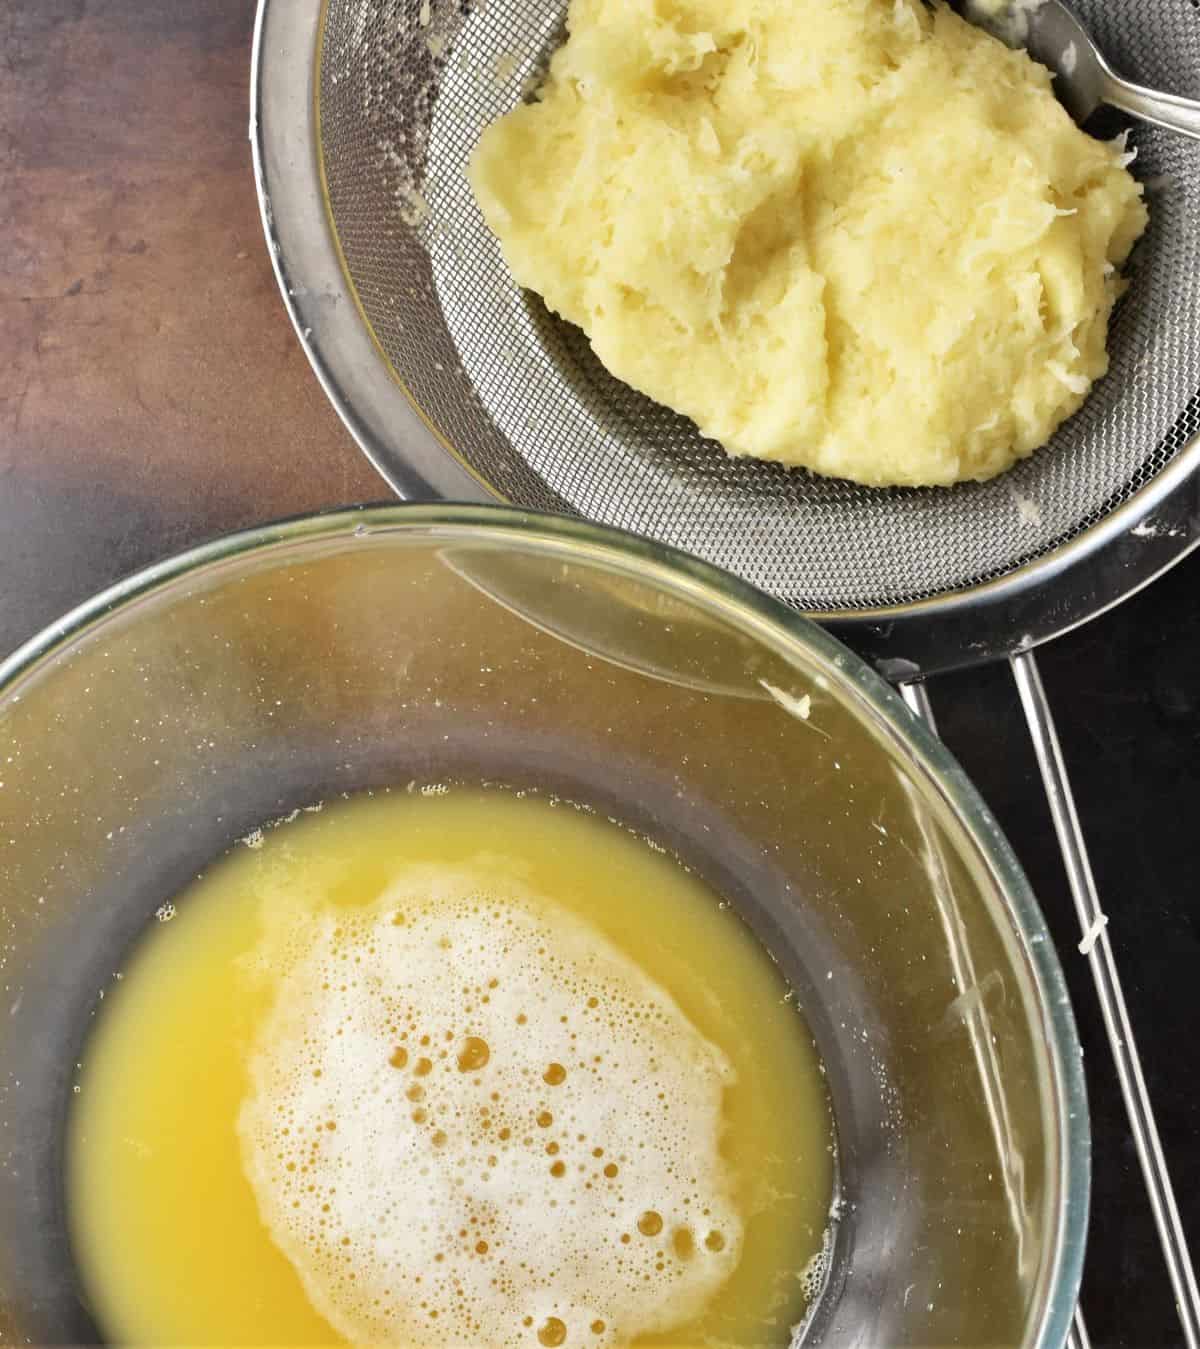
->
[1,3,1197,1346]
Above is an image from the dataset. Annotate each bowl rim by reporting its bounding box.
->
[0,502,1090,1348]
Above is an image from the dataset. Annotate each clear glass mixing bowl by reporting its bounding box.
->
[0,505,1086,1347]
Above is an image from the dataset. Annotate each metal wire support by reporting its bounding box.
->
[898,679,939,732]
[1066,1303,1093,1349]
[1011,648,1200,1349]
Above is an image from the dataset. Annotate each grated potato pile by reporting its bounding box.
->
[469,0,1148,487]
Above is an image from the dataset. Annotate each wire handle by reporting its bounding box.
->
[1010,649,1200,1348]
[1066,1304,1093,1349]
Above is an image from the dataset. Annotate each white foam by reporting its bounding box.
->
[238,866,742,1346]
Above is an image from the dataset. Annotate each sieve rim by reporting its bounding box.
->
[250,0,494,507]
[251,0,1200,679]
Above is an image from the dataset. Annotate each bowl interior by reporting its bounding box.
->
[0,509,1084,1346]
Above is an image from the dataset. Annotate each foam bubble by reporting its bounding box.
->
[798,1221,833,1306]
[238,866,742,1346]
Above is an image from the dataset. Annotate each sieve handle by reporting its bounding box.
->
[900,675,1098,1349]
[1010,649,1200,1349]
[1066,1304,1092,1349]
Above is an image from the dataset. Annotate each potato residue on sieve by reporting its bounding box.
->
[469,0,1148,486]
[238,866,742,1347]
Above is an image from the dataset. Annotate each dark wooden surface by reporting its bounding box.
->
[0,0,382,648]
[1,2,1196,1346]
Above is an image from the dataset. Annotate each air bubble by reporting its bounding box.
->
[537,1316,567,1346]
[458,1036,490,1072]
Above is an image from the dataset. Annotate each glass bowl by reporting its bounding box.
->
[0,505,1086,1347]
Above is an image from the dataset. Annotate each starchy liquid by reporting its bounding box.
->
[68,788,834,1347]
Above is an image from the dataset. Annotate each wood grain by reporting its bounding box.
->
[0,0,384,650]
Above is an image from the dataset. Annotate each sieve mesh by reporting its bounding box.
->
[318,0,1200,612]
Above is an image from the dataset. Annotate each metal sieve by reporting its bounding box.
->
[256,0,1200,668]
[251,0,1200,1341]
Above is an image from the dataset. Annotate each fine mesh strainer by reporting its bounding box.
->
[258,0,1200,658]
[250,0,1200,1341]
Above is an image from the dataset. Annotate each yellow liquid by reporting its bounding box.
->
[68,788,834,1346]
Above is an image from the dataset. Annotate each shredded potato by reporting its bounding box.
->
[469,0,1148,486]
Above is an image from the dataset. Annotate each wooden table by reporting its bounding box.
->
[2,3,1197,1346]
[0,0,382,650]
